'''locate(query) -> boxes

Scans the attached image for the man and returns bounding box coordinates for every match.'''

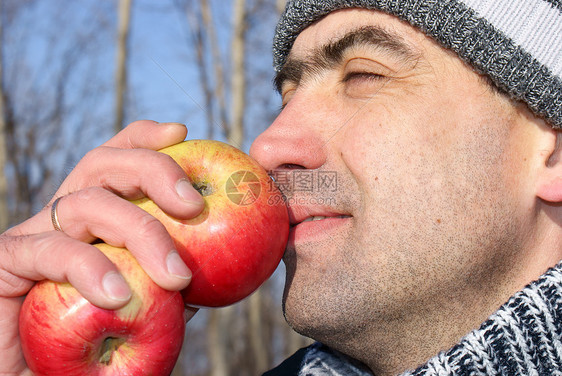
[0,1,560,375]
[258,1,562,374]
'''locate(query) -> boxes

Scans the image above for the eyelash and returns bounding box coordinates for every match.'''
[278,71,387,111]
[343,71,386,83]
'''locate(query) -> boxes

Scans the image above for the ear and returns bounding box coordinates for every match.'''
[536,129,562,203]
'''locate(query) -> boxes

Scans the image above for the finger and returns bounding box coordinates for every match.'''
[103,120,188,150]
[0,296,28,374]
[61,146,204,219]
[0,233,131,309]
[51,189,193,292]
[8,183,199,293]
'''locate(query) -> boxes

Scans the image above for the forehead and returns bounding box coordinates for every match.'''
[290,8,430,59]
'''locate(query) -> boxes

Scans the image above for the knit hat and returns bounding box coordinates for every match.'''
[273,0,562,129]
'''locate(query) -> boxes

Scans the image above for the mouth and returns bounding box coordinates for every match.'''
[287,212,352,247]
[288,203,352,227]
[298,215,351,224]
[289,212,353,232]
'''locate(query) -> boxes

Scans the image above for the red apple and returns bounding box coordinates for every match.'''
[19,243,185,376]
[135,139,289,307]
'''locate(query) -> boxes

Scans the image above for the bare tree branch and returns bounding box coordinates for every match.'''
[0,0,9,232]
[201,0,229,136]
[276,0,286,13]
[228,0,246,148]
[115,0,132,133]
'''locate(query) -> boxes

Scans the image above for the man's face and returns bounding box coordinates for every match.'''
[250,8,540,357]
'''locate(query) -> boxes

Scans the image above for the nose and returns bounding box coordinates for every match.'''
[249,97,328,172]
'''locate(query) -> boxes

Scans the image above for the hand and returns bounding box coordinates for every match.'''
[0,120,204,375]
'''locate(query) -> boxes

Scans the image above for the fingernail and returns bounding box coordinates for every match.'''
[102,272,132,302]
[161,122,185,127]
[176,179,203,205]
[160,122,187,131]
[167,251,192,280]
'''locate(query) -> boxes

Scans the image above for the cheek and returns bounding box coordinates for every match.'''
[341,126,431,202]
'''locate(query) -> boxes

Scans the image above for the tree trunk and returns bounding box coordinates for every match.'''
[248,290,269,373]
[200,0,228,137]
[114,0,131,133]
[0,0,9,232]
[194,19,214,140]
[207,308,232,376]
[276,0,286,13]
[228,0,246,148]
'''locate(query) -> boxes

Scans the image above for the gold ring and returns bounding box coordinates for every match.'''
[51,196,64,232]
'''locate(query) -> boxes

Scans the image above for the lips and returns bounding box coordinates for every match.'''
[300,215,351,223]
[288,204,352,227]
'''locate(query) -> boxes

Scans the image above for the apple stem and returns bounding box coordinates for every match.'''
[99,337,126,365]
[192,181,214,196]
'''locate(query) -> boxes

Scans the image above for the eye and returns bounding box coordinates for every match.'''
[280,87,296,110]
[342,71,390,98]
[343,71,386,83]
[342,58,393,98]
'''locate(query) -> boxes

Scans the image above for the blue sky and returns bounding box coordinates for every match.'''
[126,0,281,147]
[2,0,282,213]
[4,0,280,145]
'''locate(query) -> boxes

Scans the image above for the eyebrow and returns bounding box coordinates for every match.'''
[274,25,419,94]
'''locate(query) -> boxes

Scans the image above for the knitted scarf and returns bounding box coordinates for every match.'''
[276,262,562,375]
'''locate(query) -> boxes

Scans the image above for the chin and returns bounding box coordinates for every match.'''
[282,296,316,339]
[281,239,366,341]
[281,267,315,337]
[281,262,373,351]
[281,278,337,342]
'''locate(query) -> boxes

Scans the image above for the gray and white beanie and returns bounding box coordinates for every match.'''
[273,0,562,129]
